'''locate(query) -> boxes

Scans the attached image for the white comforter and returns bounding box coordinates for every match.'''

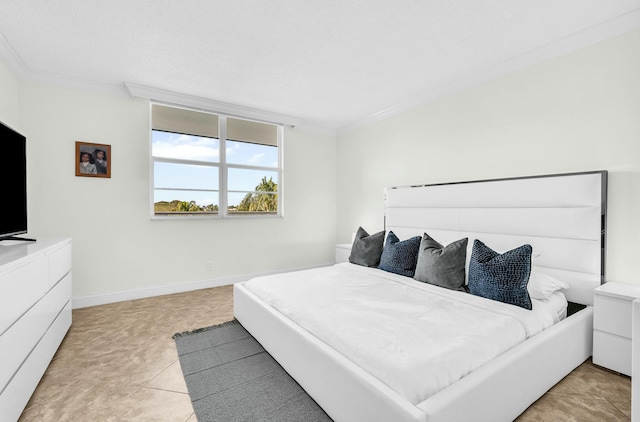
[243,263,567,405]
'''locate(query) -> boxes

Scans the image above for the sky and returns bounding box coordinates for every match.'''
[152,130,278,207]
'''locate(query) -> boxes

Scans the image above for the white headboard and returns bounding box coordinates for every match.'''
[385,171,607,306]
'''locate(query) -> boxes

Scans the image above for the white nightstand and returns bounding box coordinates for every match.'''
[335,244,351,263]
[593,282,640,376]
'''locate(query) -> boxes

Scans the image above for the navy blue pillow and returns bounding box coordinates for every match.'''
[468,240,533,310]
[378,231,421,277]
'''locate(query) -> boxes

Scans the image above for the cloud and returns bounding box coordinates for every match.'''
[226,145,277,167]
[153,133,219,162]
[246,152,265,164]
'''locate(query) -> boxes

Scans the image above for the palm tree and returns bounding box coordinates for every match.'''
[237,177,278,212]
[177,201,201,212]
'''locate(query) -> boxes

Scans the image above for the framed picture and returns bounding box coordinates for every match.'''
[76,141,111,178]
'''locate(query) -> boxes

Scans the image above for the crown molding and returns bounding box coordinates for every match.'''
[338,9,640,135]
[0,32,129,98]
[125,82,302,127]
[0,31,27,76]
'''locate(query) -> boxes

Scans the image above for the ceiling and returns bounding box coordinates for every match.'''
[1,1,639,132]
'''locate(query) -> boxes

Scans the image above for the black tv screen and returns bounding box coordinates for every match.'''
[0,120,27,240]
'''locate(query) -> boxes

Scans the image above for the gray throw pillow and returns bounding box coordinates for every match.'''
[349,227,385,267]
[413,233,468,291]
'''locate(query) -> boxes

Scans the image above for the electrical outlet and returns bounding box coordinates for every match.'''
[206,260,214,271]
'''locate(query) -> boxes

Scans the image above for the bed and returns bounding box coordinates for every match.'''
[234,170,607,422]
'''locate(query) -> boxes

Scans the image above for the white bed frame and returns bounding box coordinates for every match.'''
[234,170,607,422]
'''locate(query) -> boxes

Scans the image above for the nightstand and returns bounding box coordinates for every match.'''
[335,244,351,264]
[593,282,640,376]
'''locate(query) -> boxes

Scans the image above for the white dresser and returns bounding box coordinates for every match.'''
[593,281,640,376]
[0,238,72,422]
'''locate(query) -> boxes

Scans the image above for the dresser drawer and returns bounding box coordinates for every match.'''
[593,330,631,375]
[48,242,72,285]
[0,272,72,392]
[0,257,49,335]
[594,294,632,339]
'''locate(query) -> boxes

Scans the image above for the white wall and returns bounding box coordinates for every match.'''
[336,29,640,286]
[0,65,337,303]
[0,59,20,129]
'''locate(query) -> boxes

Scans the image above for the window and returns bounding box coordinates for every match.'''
[151,104,282,217]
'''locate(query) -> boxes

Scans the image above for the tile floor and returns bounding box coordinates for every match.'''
[17,285,631,421]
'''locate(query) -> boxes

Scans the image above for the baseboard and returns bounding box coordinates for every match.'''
[71,263,333,309]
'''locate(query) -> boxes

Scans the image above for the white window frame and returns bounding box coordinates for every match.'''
[150,102,284,219]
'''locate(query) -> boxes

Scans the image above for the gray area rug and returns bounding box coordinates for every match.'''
[173,319,333,422]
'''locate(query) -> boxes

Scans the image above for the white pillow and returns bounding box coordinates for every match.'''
[528,269,569,300]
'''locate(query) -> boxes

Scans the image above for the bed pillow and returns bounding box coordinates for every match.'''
[348,226,385,267]
[468,239,533,310]
[528,269,569,300]
[413,233,468,291]
[378,231,421,277]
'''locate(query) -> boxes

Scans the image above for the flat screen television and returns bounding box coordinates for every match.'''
[0,120,32,241]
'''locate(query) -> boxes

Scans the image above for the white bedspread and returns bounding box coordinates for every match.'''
[243,263,567,405]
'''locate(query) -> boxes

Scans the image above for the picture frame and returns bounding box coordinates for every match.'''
[76,141,111,178]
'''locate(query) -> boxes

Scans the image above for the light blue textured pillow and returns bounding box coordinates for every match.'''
[378,231,421,277]
[468,239,533,310]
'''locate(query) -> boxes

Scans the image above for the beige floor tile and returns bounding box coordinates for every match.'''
[517,393,629,421]
[110,387,194,422]
[550,360,631,399]
[20,379,139,422]
[144,359,190,394]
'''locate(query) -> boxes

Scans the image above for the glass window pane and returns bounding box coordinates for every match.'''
[152,130,219,163]
[154,162,218,190]
[154,190,219,214]
[228,191,277,214]
[228,168,278,192]
[150,105,283,218]
[226,140,278,167]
